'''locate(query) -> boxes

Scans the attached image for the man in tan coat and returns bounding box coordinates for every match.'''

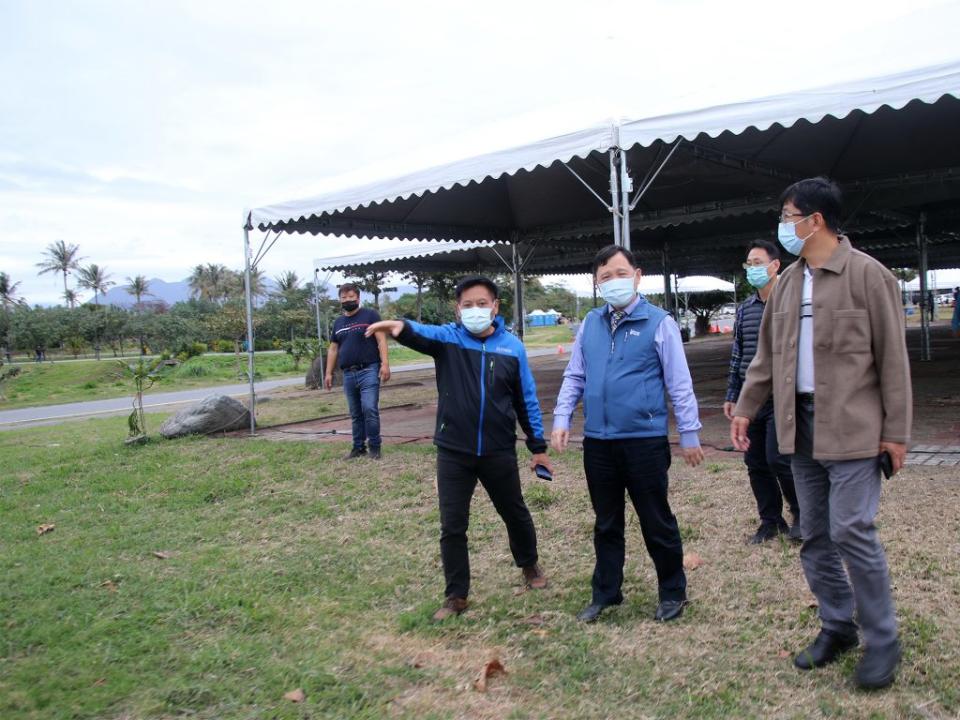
[731,177,911,690]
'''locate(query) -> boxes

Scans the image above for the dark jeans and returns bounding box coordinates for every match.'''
[342,363,381,450]
[582,436,686,605]
[436,447,538,599]
[745,398,800,524]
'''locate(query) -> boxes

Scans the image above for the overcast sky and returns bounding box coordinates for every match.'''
[2,0,959,304]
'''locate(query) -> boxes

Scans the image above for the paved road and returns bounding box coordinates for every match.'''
[0,347,567,428]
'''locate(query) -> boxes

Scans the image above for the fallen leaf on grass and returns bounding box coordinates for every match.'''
[99,580,118,592]
[36,523,56,536]
[512,585,528,596]
[283,688,306,703]
[683,552,704,570]
[777,649,791,659]
[93,678,106,686]
[473,659,506,692]
[151,551,171,559]
[521,613,545,626]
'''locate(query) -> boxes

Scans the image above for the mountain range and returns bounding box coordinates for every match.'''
[98,278,419,308]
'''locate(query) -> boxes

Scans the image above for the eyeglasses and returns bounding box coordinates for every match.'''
[742,260,771,269]
[779,211,807,222]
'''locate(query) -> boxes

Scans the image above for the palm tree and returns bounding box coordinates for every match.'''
[351,270,389,310]
[63,288,80,309]
[77,263,115,306]
[36,240,84,297]
[124,275,151,307]
[273,271,301,299]
[402,271,430,322]
[1,272,25,356]
[0,272,25,310]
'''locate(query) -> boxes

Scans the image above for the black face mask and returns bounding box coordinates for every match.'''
[341,301,359,312]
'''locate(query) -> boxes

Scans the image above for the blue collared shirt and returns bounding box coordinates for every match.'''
[552,295,702,448]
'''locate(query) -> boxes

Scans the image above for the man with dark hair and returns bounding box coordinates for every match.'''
[725,239,801,544]
[365,276,552,621]
[731,176,912,689]
[324,283,391,459]
[552,245,704,624]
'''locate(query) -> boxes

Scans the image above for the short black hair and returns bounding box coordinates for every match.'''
[779,177,843,232]
[338,282,360,297]
[747,239,781,262]
[592,245,637,277]
[455,275,498,301]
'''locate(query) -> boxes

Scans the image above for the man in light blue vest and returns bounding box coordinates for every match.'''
[552,245,704,623]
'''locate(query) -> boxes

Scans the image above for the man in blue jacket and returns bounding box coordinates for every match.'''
[552,245,704,623]
[366,276,553,621]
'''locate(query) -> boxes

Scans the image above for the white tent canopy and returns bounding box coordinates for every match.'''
[904,268,960,291]
[239,60,960,432]
[638,274,734,294]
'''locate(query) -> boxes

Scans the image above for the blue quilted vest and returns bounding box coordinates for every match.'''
[581,297,670,439]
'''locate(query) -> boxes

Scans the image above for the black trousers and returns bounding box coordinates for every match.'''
[436,447,538,599]
[582,436,686,605]
[744,399,800,524]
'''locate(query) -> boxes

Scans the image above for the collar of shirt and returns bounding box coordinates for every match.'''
[605,293,642,317]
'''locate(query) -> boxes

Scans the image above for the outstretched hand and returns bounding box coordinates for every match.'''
[365,320,404,338]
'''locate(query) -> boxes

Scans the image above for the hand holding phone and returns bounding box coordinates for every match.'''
[879,451,893,480]
[534,464,553,482]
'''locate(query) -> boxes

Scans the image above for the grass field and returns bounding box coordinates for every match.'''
[0,346,428,410]
[2,409,957,719]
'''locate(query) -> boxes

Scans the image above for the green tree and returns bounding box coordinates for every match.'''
[124,275,151,307]
[686,290,731,336]
[350,270,389,310]
[401,271,430,322]
[36,240,84,299]
[0,272,26,354]
[76,263,115,306]
[62,288,81,308]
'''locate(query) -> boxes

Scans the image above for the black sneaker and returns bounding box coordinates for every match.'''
[794,629,859,670]
[855,639,901,689]
[368,447,382,460]
[345,447,366,460]
[788,518,803,542]
[749,521,789,545]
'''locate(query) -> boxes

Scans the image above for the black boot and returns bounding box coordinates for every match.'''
[793,629,859,670]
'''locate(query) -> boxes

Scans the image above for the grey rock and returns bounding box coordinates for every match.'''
[160,394,252,438]
[305,354,325,390]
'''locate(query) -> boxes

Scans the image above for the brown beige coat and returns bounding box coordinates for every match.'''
[734,237,912,460]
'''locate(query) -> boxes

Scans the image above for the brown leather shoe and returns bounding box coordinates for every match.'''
[522,563,548,590]
[432,596,468,621]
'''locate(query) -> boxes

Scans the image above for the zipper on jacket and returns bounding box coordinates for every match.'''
[476,341,487,456]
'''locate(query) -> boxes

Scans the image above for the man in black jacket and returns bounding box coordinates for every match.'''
[366,276,553,620]
[724,240,800,544]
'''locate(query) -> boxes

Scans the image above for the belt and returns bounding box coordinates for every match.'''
[796,392,815,406]
[342,362,374,371]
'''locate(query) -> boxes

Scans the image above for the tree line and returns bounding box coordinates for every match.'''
[1,241,585,362]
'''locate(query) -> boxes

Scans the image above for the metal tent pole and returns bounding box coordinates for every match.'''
[619,150,631,251]
[242,220,257,434]
[662,242,674,316]
[917,212,931,361]
[608,149,621,247]
[313,267,325,382]
[512,239,525,340]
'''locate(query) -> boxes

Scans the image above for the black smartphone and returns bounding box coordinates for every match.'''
[534,464,553,482]
[879,451,893,480]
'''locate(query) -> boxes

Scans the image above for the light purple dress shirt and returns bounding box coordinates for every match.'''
[552,295,702,448]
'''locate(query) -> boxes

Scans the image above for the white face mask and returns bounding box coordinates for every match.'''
[598,276,637,308]
[777,215,816,256]
[460,306,493,335]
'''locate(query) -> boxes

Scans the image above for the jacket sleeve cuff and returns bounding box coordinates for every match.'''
[552,414,571,431]
[526,436,548,454]
[679,431,700,449]
[733,397,760,420]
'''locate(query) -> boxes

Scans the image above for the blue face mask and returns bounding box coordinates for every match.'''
[746,264,772,289]
[598,276,637,308]
[777,216,815,256]
[460,306,493,335]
